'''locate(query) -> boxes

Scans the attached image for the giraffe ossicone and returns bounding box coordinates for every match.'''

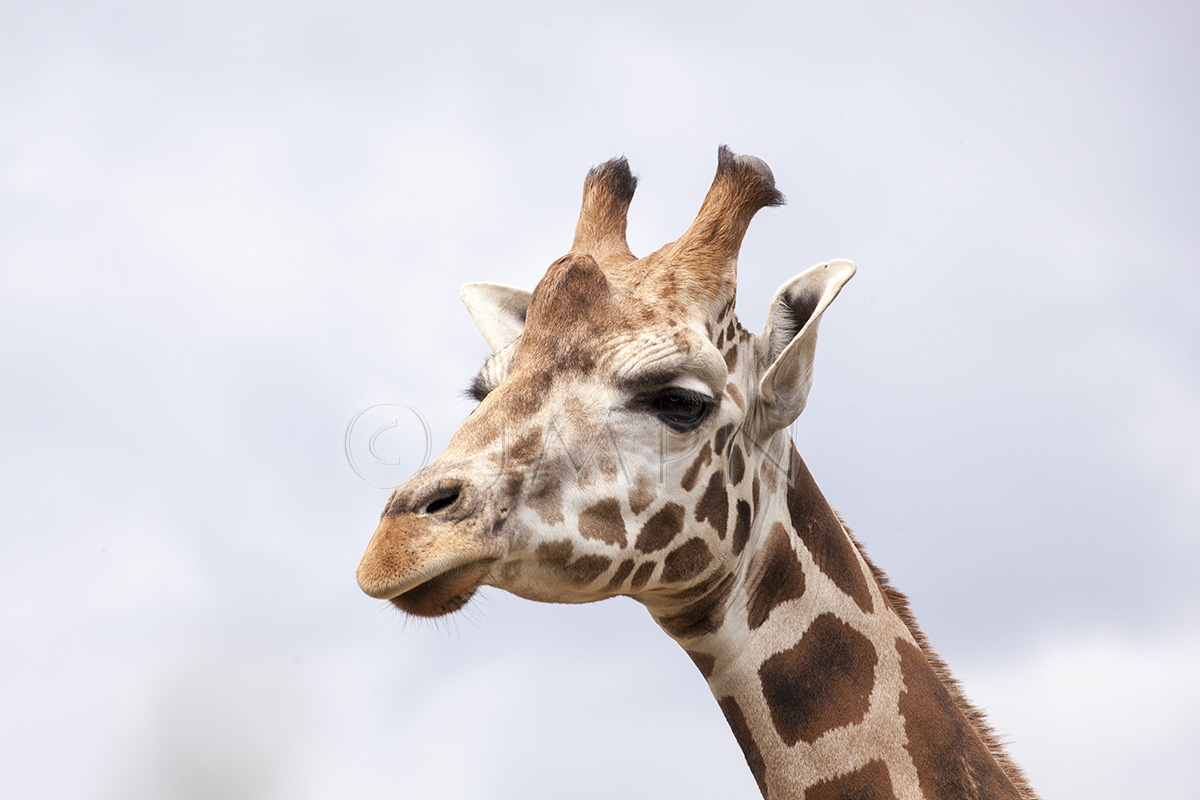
[357,147,1039,799]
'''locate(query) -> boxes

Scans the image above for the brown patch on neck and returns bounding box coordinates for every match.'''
[806,759,897,800]
[785,447,873,613]
[746,522,806,630]
[654,571,734,640]
[758,612,877,746]
[652,566,734,642]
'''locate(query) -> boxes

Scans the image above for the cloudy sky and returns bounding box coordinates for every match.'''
[3,1,1197,797]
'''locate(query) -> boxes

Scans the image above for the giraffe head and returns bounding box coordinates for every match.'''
[356,147,854,627]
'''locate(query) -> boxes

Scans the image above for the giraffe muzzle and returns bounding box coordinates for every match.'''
[356,472,515,616]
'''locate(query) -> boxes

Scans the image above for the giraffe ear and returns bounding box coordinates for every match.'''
[756,260,856,432]
[460,282,533,352]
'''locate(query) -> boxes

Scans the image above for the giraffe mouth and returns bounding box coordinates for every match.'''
[389,559,495,617]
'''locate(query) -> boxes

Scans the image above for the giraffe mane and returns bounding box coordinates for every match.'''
[837,513,1040,799]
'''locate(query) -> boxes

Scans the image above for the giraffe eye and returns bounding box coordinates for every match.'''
[640,388,715,432]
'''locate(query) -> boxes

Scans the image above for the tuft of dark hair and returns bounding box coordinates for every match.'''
[588,156,638,204]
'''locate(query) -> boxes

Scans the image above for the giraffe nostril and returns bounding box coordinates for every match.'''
[419,486,462,516]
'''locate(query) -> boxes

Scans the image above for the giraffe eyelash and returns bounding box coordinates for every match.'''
[634,386,717,432]
[465,371,492,403]
[466,343,519,403]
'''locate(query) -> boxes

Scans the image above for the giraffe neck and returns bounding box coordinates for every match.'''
[652,441,1032,800]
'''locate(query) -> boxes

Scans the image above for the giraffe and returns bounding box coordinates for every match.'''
[356,147,1039,800]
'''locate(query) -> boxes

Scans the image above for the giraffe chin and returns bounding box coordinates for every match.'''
[388,560,493,617]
